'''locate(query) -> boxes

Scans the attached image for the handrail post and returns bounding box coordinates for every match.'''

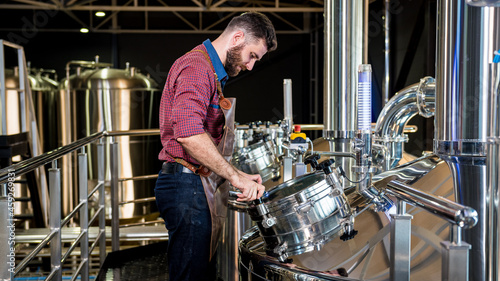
[110,139,120,251]
[78,149,89,280]
[49,161,62,281]
[1,182,14,280]
[441,225,471,281]
[97,139,106,266]
[390,200,412,281]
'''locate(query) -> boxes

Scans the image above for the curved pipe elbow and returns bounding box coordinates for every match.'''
[374,77,436,139]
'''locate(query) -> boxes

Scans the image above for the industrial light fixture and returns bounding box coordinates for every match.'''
[95,11,106,17]
[80,28,89,33]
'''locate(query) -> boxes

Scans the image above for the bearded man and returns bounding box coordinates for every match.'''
[155,12,277,281]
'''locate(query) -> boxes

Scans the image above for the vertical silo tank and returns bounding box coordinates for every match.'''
[1,67,55,227]
[28,67,60,153]
[61,60,161,221]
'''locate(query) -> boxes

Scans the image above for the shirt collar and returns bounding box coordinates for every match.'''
[203,39,228,89]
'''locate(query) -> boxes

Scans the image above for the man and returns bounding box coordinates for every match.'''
[155,12,277,281]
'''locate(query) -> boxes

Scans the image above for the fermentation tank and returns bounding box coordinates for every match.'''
[28,68,60,153]
[1,67,56,227]
[60,61,161,220]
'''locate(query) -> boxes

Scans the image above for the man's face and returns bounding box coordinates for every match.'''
[225,38,268,77]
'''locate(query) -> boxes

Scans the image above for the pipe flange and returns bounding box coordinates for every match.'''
[373,135,409,143]
[487,137,500,144]
[416,76,435,118]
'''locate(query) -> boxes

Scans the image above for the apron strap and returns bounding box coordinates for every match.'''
[190,49,232,110]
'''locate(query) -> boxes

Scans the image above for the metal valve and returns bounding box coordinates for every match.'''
[304,153,321,170]
[317,159,335,174]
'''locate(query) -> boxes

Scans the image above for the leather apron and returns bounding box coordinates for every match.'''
[187,48,236,260]
[200,97,236,260]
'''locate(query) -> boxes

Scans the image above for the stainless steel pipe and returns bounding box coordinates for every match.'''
[382,180,478,229]
[324,0,365,137]
[487,62,500,279]
[323,0,366,188]
[374,77,435,169]
[435,1,500,280]
[283,78,293,136]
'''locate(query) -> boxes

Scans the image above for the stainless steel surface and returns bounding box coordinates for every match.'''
[0,43,6,135]
[49,166,62,281]
[374,77,435,169]
[383,0,391,107]
[0,132,104,183]
[97,141,106,266]
[246,172,355,262]
[111,140,119,252]
[488,63,500,281]
[1,129,164,280]
[441,241,471,281]
[60,61,161,220]
[240,155,455,280]
[390,214,412,281]
[78,151,89,280]
[378,180,477,229]
[434,2,490,150]
[0,42,50,226]
[323,0,364,135]
[232,140,280,183]
[262,263,359,281]
[283,79,293,136]
[29,68,60,153]
[435,2,499,280]
[15,225,168,243]
[217,208,253,281]
[0,183,13,280]
[323,0,365,187]
[466,0,500,6]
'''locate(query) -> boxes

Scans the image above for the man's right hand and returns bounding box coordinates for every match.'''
[230,170,265,202]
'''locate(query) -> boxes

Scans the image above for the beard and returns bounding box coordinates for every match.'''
[225,43,246,77]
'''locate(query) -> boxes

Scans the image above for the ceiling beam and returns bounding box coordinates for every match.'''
[0,4,323,12]
[0,27,311,34]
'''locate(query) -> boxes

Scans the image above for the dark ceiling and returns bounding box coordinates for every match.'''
[0,0,324,34]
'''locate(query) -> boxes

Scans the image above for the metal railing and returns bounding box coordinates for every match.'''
[0,129,160,280]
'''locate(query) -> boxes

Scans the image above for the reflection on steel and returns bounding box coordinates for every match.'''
[488,63,500,281]
[375,180,478,229]
[374,77,435,170]
[323,0,366,188]
[323,0,364,136]
[283,79,293,137]
[0,129,159,279]
[60,59,161,220]
[245,172,355,262]
[383,0,391,107]
[239,157,455,280]
[466,0,500,6]
[0,41,49,227]
[232,141,280,183]
[435,1,499,280]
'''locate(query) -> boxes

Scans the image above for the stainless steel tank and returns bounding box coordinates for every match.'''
[1,67,54,227]
[60,62,161,220]
[239,155,454,280]
[28,68,60,153]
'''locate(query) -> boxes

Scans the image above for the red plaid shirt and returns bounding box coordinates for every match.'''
[158,43,225,164]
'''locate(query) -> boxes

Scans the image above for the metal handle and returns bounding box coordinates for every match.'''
[384,180,478,229]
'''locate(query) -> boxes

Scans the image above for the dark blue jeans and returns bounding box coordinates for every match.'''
[154,167,216,281]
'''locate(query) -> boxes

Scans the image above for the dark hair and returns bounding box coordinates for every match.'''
[225,12,277,52]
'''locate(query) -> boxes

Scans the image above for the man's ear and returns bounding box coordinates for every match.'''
[231,30,245,47]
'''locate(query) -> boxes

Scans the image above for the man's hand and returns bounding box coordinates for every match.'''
[230,171,265,202]
[177,132,265,201]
